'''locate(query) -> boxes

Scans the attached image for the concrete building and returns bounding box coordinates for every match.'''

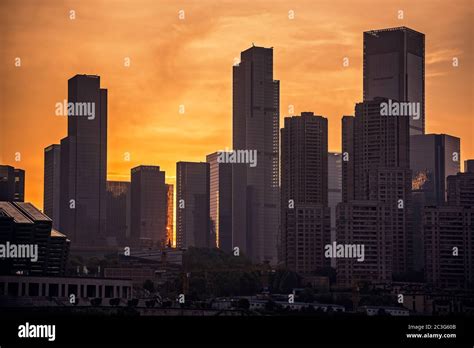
[0,201,69,276]
[281,113,330,274]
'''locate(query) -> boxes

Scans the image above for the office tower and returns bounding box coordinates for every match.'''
[410,134,460,205]
[341,116,354,203]
[281,113,330,274]
[43,144,61,229]
[364,27,425,135]
[0,165,25,202]
[59,74,107,247]
[106,181,130,247]
[337,98,412,285]
[0,202,69,276]
[424,162,474,289]
[166,184,174,247]
[232,45,280,264]
[328,152,342,244]
[207,152,232,252]
[410,134,460,270]
[131,166,167,248]
[176,162,210,249]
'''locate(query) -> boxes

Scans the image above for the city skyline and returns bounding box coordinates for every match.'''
[1,0,473,210]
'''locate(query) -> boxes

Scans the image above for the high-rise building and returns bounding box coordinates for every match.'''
[232,45,280,264]
[43,144,61,230]
[423,206,474,289]
[336,201,392,287]
[59,74,107,247]
[328,152,342,245]
[424,163,474,289]
[341,116,354,203]
[410,134,460,205]
[0,165,25,202]
[106,181,130,247]
[337,97,412,285]
[410,134,460,270]
[207,152,232,252]
[364,27,425,135]
[447,163,474,207]
[281,113,330,274]
[176,162,210,249]
[131,166,167,248]
[166,184,174,247]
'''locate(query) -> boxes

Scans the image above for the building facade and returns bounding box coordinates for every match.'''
[232,45,280,264]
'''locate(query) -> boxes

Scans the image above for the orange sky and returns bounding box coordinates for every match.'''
[0,0,473,210]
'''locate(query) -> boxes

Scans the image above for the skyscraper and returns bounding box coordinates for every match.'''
[281,113,330,274]
[337,97,412,285]
[43,144,61,230]
[424,162,474,289]
[131,166,167,248]
[59,74,107,247]
[106,181,130,247]
[328,152,342,246]
[176,161,210,249]
[166,183,174,247]
[207,152,232,252]
[232,45,280,264]
[341,116,354,203]
[411,134,460,205]
[364,27,425,135]
[410,134,460,270]
[0,165,25,202]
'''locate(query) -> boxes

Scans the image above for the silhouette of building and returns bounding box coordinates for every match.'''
[410,134,460,270]
[166,184,174,247]
[424,162,474,289]
[336,201,392,287]
[106,181,130,247]
[131,166,167,248]
[328,152,342,246]
[341,116,354,203]
[43,144,61,230]
[411,134,460,205]
[0,165,25,202]
[207,152,232,252]
[232,45,280,264]
[364,27,425,135]
[337,98,412,285]
[59,74,107,247]
[281,113,330,274]
[0,201,69,276]
[176,162,210,249]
